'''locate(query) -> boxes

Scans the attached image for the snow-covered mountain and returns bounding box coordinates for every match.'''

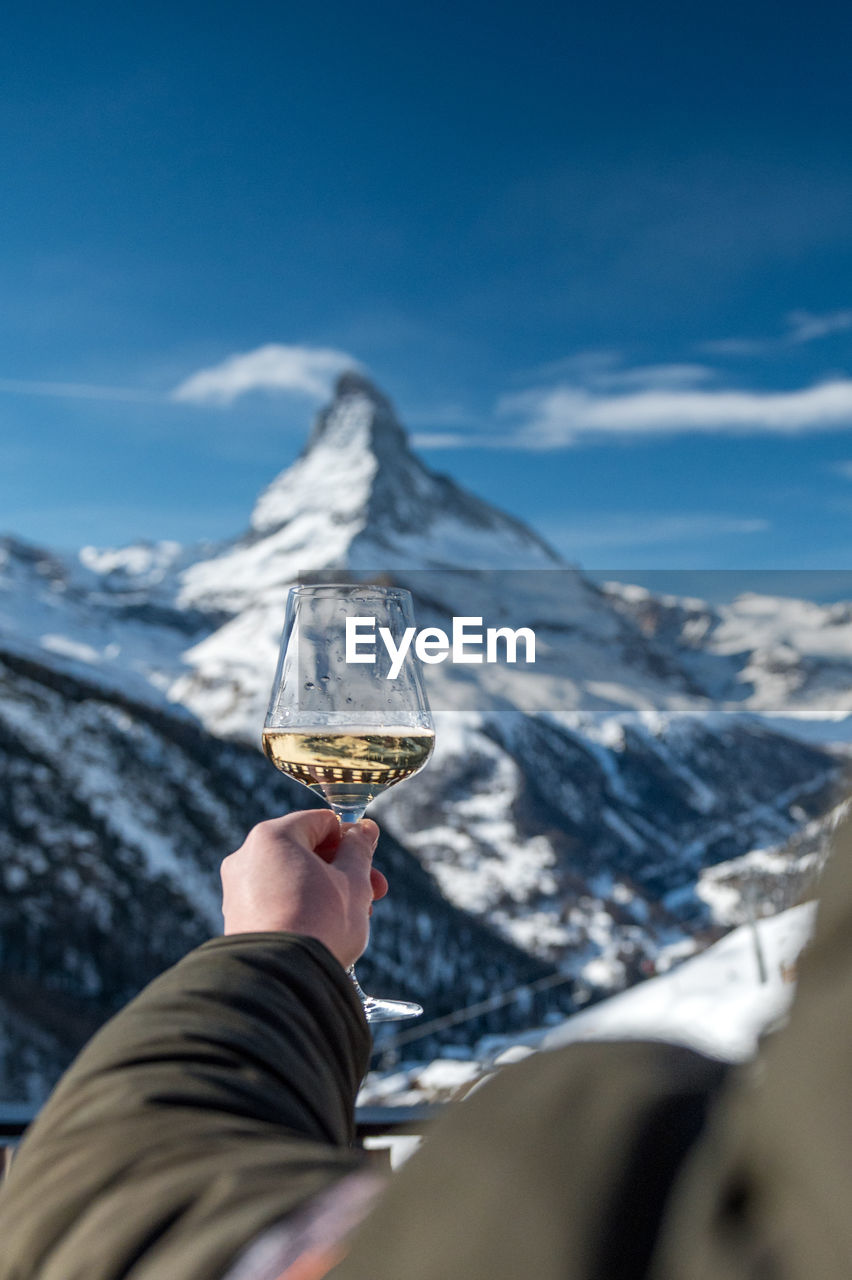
[182,370,562,613]
[605,580,852,729]
[4,372,849,737]
[1,371,850,1099]
[0,646,571,1100]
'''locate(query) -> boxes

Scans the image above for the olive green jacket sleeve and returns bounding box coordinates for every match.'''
[0,933,372,1280]
[331,1033,726,1280]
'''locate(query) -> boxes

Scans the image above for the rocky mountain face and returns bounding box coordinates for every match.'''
[604,580,852,719]
[375,706,840,992]
[0,646,571,1100]
[1,372,849,1099]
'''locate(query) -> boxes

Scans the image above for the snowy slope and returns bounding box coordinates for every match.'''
[0,375,753,739]
[0,535,214,709]
[541,900,815,1061]
[606,581,852,730]
[359,901,816,1109]
[373,706,836,987]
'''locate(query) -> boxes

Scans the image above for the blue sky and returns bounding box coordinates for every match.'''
[3,0,852,577]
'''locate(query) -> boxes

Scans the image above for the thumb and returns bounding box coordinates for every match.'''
[333,819,380,881]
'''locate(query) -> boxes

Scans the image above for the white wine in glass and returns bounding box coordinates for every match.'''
[263,584,435,1022]
[261,727,435,822]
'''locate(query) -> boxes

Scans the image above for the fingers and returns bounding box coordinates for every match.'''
[332,819,380,884]
[354,821,387,897]
[263,809,342,855]
[357,818,380,849]
[231,811,384,903]
[370,866,389,901]
[338,819,380,857]
[314,820,345,862]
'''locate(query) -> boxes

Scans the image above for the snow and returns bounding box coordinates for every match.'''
[251,424,376,536]
[11,400,851,748]
[360,901,817,1109]
[716,593,852,662]
[357,516,557,571]
[0,536,206,712]
[39,634,102,663]
[410,1058,483,1094]
[358,1056,483,1108]
[79,540,186,587]
[0,676,224,930]
[542,901,816,1061]
[361,1134,422,1169]
[4,373,851,1121]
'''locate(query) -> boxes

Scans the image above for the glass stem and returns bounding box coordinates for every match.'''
[336,808,366,826]
[336,812,371,1014]
[347,966,369,1004]
[334,806,422,1022]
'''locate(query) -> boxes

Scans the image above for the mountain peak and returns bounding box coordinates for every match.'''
[301,369,409,462]
[333,368,389,404]
[245,373,561,567]
[241,371,560,565]
[174,375,562,614]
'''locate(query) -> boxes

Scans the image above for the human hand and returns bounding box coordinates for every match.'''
[220,810,388,970]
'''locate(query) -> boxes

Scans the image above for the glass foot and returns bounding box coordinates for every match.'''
[362,995,424,1023]
[348,966,423,1022]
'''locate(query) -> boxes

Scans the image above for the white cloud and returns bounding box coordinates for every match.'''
[786,309,852,345]
[499,378,852,448]
[410,431,472,449]
[0,378,160,403]
[521,352,713,391]
[699,308,852,357]
[524,349,623,382]
[172,343,359,406]
[696,337,770,357]
[540,513,770,551]
[584,363,714,391]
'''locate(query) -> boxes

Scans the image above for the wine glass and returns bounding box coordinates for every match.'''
[262,583,434,1021]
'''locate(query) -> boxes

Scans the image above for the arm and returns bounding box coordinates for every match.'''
[0,812,383,1280]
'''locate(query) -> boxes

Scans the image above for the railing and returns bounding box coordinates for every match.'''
[1,1105,35,1179]
[370,969,573,1066]
[0,1103,440,1180]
